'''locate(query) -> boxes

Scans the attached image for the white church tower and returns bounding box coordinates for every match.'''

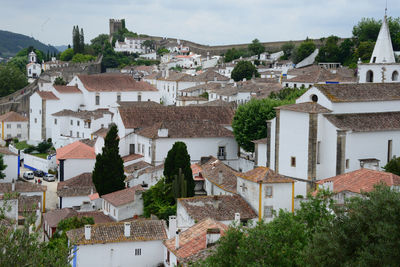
[28,51,37,63]
[358,12,400,83]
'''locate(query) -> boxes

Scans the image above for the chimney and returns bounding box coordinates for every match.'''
[84,225,92,240]
[234,213,240,224]
[218,171,223,185]
[169,216,177,239]
[11,179,15,191]
[206,228,221,247]
[124,222,131,237]
[175,230,181,249]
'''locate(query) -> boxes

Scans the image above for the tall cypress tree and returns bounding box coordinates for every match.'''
[72,26,80,54]
[92,124,125,195]
[164,142,194,198]
[79,28,85,54]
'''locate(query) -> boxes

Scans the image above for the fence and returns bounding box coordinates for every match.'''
[9,144,56,173]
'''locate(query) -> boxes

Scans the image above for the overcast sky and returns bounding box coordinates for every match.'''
[1,0,399,46]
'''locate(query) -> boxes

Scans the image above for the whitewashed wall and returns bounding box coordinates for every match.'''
[62,159,95,181]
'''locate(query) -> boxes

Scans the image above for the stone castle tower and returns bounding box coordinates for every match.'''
[109,19,123,36]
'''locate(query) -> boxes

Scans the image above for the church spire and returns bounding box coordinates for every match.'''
[369,12,395,64]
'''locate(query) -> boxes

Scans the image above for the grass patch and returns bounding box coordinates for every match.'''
[14,141,30,150]
[31,153,48,159]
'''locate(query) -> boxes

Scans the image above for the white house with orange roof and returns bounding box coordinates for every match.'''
[316,168,400,204]
[236,167,295,222]
[163,218,228,267]
[56,140,96,181]
[0,111,28,141]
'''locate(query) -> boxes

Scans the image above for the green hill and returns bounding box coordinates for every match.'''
[0,30,59,58]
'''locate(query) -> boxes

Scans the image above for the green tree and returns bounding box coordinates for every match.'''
[92,124,125,195]
[248,38,265,57]
[142,177,176,220]
[143,40,155,50]
[281,42,295,60]
[231,61,258,82]
[90,34,109,54]
[0,65,28,97]
[316,35,341,63]
[292,40,316,64]
[224,48,249,63]
[355,40,375,62]
[54,77,67,85]
[383,156,400,176]
[163,142,194,198]
[232,98,286,152]
[71,53,95,63]
[305,185,400,266]
[0,154,7,179]
[353,17,381,44]
[79,28,85,54]
[156,47,169,55]
[60,48,74,61]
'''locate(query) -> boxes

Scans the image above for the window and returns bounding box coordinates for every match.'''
[34,118,37,123]
[39,110,41,114]
[6,124,11,129]
[372,57,376,63]
[77,121,80,126]
[82,133,84,138]
[117,93,121,102]
[317,141,321,164]
[294,84,297,88]
[285,83,289,87]
[70,120,73,126]
[138,143,141,153]
[392,71,399,81]
[30,109,32,113]
[311,94,318,103]
[265,186,273,197]
[291,157,296,167]
[70,130,72,136]
[129,144,135,154]
[17,124,21,129]
[77,132,80,138]
[218,146,226,160]
[138,94,142,102]
[17,134,21,138]
[388,140,393,163]
[142,144,145,154]
[54,119,57,125]
[135,248,141,256]
[366,70,373,82]
[95,94,100,105]
[264,206,273,218]
[148,147,151,157]
[346,159,350,169]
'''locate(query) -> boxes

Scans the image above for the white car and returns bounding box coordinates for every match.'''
[43,174,55,182]
[23,171,34,180]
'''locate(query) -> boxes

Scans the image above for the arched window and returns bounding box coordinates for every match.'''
[392,71,399,81]
[366,70,374,83]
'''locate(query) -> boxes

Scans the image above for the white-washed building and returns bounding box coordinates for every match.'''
[0,112,28,141]
[0,147,19,183]
[57,172,96,209]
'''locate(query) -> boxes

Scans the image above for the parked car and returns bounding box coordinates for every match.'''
[43,174,55,182]
[33,170,45,177]
[23,171,34,180]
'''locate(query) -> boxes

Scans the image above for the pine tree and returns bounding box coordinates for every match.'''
[92,124,125,195]
[0,154,7,179]
[79,28,85,54]
[164,142,194,198]
[72,25,81,54]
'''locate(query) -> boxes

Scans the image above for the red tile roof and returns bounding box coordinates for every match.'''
[317,168,400,194]
[77,74,157,92]
[200,156,238,194]
[237,167,294,184]
[0,111,28,122]
[53,85,82,94]
[122,154,143,163]
[164,218,228,259]
[102,185,144,207]
[36,91,59,100]
[57,173,96,197]
[56,141,96,161]
[0,182,46,193]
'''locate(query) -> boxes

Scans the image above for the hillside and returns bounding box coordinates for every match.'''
[0,30,59,58]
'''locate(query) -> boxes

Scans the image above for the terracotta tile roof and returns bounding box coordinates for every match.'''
[122,154,144,163]
[53,85,82,94]
[285,65,357,84]
[180,83,221,93]
[67,219,168,245]
[200,156,238,194]
[0,182,46,193]
[36,91,59,100]
[191,163,202,175]
[89,193,99,200]
[157,72,190,82]
[237,167,294,184]
[79,138,97,148]
[176,96,208,101]
[324,112,400,132]
[0,147,17,156]
[117,101,162,108]
[76,211,114,224]
[276,102,332,114]
[252,138,268,144]
[18,195,41,213]
[316,168,400,194]
[194,70,230,82]
[52,109,112,120]
[0,111,28,122]
[56,141,96,161]
[136,120,234,139]
[124,161,151,173]
[164,218,228,259]
[77,74,157,92]
[91,127,109,138]
[118,106,234,129]
[179,195,257,222]
[194,99,236,107]
[57,173,96,197]
[143,72,162,80]
[102,185,144,207]
[137,163,164,177]
[315,83,400,103]
[43,208,77,228]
